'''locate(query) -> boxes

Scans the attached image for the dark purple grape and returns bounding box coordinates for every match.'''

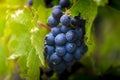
[51,27,61,36]
[66,43,76,53]
[75,28,83,39]
[48,15,59,27]
[60,14,70,26]
[66,30,77,42]
[59,0,70,8]
[61,25,71,33]
[44,45,55,55]
[54,62,66,73]
[71,17,81,26]
[79,18,86,27]
[50,53,61,65]
[63,53,73,62]
[45,33,55,45]
[55,33,66,46]
[52,8,63,20]
[74,47,82,60]
[56,46,66,56]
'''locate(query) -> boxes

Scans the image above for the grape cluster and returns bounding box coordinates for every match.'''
[44,0,88,73]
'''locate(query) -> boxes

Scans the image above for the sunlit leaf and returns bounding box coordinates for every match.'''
[27,48,40,80]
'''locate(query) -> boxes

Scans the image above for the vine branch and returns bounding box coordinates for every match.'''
[37,21,51,30]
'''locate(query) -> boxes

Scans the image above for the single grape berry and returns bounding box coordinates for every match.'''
[48,15,59,27]
[59,0,70,8]
[63,53,73,62]
[51,27,61,36]
[45,33,55,45]
[71,17,81,26]
[60,14,70,26]
[74,47,82,60]
[52,8,63,20]
[55,33,66,46]
[56,46,66,56]
[50,53,61,65]
[66,30,77,42]
[61,25,71,33]
[75,28,83,39]
[44,45,55,55]
[27,0,33,6]
[66,43,76,53]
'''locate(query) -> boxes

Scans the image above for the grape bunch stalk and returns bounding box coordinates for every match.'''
[44,0,88,74]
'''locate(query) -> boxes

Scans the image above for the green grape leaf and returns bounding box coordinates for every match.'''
[18,55,28,78]
[30,26,49,66]
[37,5,51,23]
[27,48,40,80]
[28,1,51,66]
[93,7,120,73]
[70,0,98,44]
[0,46,7,76]
[5,8,33,55]
[7,33,32,55]
[6,0,26,7]
[0,7,6,37]
[33,0,45,8]
[6,8,33,32]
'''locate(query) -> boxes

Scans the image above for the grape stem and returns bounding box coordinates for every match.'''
[37,21,51,30]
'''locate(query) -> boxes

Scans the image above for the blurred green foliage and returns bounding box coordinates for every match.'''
[0,0,120,80]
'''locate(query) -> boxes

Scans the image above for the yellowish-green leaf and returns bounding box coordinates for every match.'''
[30,26,49,66]
[27,48,40,80]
